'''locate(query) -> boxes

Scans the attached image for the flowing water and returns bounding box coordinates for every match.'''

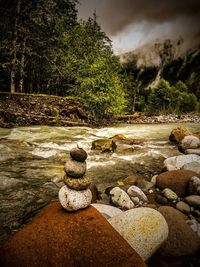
[0,123,199,244]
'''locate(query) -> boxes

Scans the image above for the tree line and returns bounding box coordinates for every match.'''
[0,0,199,120]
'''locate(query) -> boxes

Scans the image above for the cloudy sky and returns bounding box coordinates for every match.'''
[78,0,200,54]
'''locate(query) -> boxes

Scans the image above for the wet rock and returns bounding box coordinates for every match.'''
[169,127,192,143]
[127,185,148,204]
[58,185,92,211]
[63,175,92,190]
[91,139,117,153]
[182,161,200,174]
[156,170,198,197]
[189,176,200,195]
[109,207,169,261]
[116,146,135,154]
[122,175,139,185]
[70,147,87,162]
[111,134,143,145]
[180,135,200,149]
[184,148,200,155]
[151,175,157,185]
[158,206,200,256]
[91,203,122,219]
[110,187,134,209]
[0,202,147,267]
[64,159,86,178]
[162,188,178,200]
[184,195,200,208]
[164,154,200,171]
[89,183,99,203]
[136,179,154,192]
[155,195,168,205]
[176,201,190,215]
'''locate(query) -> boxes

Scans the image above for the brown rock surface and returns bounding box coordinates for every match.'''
[158,206,200,257]
[156,170,198,197]
[169,127,192,143]
[0,202,146,267]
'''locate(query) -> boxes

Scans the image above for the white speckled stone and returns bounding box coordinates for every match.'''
[162,188,178,200]
[110,187,134,209]
[58,185,92,211]
[127,185,148,203]
[108,207,168,261]
[91,204,122,219]
[164,154,200,171]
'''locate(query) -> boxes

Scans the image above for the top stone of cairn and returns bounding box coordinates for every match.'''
[70,146,87,162]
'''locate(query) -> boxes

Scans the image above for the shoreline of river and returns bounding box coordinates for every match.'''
[0,92,200,128]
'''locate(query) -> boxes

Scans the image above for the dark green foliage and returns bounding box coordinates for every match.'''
[146,79,198,114]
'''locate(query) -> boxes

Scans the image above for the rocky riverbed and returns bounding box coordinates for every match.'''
[0,124,200,266]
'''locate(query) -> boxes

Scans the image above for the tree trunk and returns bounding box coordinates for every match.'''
[19,39,26,93]
[10,0,22,93]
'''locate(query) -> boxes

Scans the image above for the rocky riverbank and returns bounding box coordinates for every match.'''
[0,92,200,128]
[0,92,89,128]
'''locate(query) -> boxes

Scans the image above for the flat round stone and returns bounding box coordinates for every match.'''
[63,175,92,190]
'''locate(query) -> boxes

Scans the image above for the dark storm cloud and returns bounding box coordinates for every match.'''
[79,0,200,35]
[100,0,200,35]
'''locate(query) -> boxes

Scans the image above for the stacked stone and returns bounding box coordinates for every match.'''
[58,147,92,211]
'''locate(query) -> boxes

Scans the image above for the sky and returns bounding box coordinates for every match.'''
[77,0,200,54]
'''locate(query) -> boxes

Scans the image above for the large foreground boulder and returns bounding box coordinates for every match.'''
[109,207,169,261]
[0,202,146,267]
[156,170,198,197]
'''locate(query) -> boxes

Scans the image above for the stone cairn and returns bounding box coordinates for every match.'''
[58,146,92,211]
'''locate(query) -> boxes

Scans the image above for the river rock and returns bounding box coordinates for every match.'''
[151,175,157,185]
[127,185,148,204]
[164,154,200,171]
[58,185,92,211]
[184,148,200,155]
[91,203,122,219]
[187,219,200,237]
[0,202,147,267]
[136,179,154,192]
[122,175,139,185]
[110,187,134,209]
[155,195,168,205]
[162,188,178,200]
[182,161,200,174]
[91,139,117,153]
[110,134,142,145]
[176,201,190,215]
[108,207,169,261]
[180,135,200,149]
[70,147,87,162]
[169,127,192,143]
[64,159,86,178]
[63,175,92,190]
[189,176,200,195]
[158,206,200,256]
[184,195,200,208]
[156,170,198,197]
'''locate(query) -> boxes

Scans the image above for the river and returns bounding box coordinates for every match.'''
[0,123,199,244]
